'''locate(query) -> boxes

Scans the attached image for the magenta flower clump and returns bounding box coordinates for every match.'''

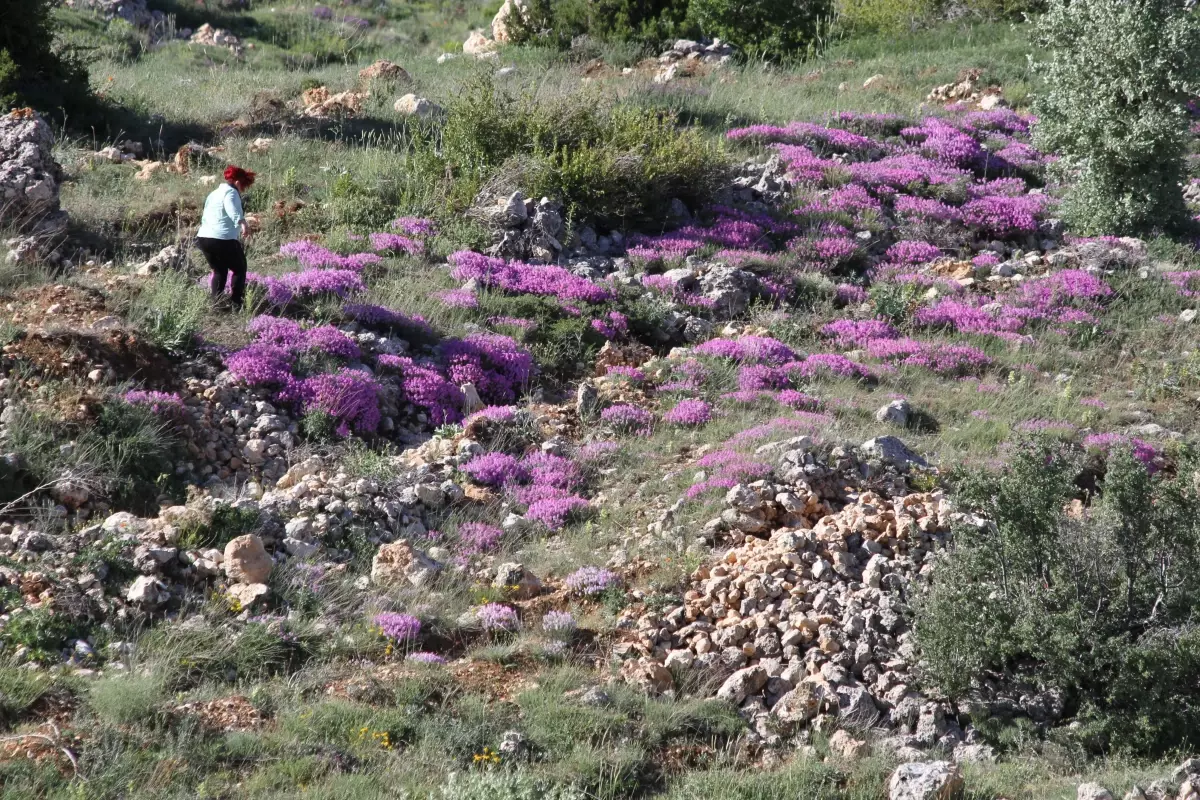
[461,452,527,487]
[564,566,621,596]
[374,612,421,642]
[476,603,520,631]
[662,399,712,427]
[600,404,653,434]
[123,390,185,415]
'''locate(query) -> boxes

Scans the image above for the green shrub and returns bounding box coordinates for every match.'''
[506,0,696,48]
[1032,0,1200,235]
[688,0,832,56]
[440,74,727,228]
[439,770,588,800]
[0,0,90,115]
[835,0,938,33]
[2,398,179,515]
[836,0,1043,31]
[915,439,1200,754]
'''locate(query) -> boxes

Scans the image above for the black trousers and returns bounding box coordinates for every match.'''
[195,237,247,309]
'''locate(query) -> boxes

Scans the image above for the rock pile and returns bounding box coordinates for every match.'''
[358,60,410,83]
[475,190,568,262]
[926,70,1006,110]
[618,435,985,752]
[724,155,791,209]
[660,38,735,66]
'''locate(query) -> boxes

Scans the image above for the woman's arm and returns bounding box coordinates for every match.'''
[223,187,250,239]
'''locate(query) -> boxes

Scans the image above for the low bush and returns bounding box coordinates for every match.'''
[835,0,939,32]
[440,74,727,228]
[177,504,261,550]
[836,0,1045,32]
[123,269,212,354]
[0,606,86,664]
[88,674,167,726]
[506,0,696,49]
[688,0,832,55]
[915,438,1200,754]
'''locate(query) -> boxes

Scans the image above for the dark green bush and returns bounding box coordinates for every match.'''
[0,0,91,114]
[1032,0,1200,235]
[0,606,86,664]
[915,439,1200,754]
[688,0,832,55]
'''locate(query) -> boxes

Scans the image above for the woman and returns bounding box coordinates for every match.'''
[196,165,255,310]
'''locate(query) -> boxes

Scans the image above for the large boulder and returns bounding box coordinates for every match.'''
[223,534,273,584]
[888,762,964,800]
[0,109,67,236]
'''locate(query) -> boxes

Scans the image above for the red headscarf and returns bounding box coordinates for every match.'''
[223,165,256,187]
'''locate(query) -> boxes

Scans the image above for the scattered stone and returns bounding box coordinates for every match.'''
[463,31,499,56]
[394,94,441,119]
[126,575,167,606]
[227,582,270,609]
[861,436,928,470]
[1078,784,1115,800]
[875,399,911,427]
[889,762,964,800]
[371,540,442,586]
[829,729,869,760]
[223,535,272,585]
[359,60,411,83]
[493,562,542,599]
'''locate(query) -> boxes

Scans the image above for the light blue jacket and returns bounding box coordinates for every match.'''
[197,183,245,240]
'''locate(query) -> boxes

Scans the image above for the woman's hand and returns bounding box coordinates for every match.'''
[240,220,251,240]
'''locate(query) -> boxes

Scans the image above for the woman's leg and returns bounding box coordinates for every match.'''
[196,237,229,297]
[229,241,248,310]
